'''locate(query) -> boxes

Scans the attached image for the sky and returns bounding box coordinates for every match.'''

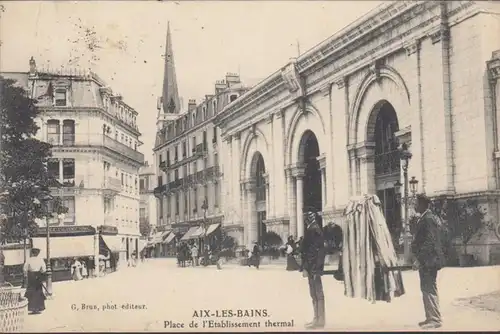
[0,0,383,163]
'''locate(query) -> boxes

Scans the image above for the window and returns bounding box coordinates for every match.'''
[158,175,163,186]
[213,127,217,144]
[230,94,238,103]
[139,208,146,219]
[159,197,163,219]
[192,113,196,126]
[54,89,67,106]
[213,100,217,114]
[192,136,197,151]
[182,141,187,158]
[193,187,198,212]
[47,120,60,145]
[62,120,75,146]
[214,153,219,167]
[140,179,145,191]
[183,165,188,178]
[192,162,197,174]
[62,159,75,186]
[174,169,179,180]
[121,134,124,143]
[175,193,179,215]
[174,146,178,161]
[203,131,207,147]
[166,151,170,166]
[166,172,171,183]
[48,158,59,180]
[184,192,188,214]
[204,184,208,203]
[159,154,163,166]
[202,106,207,120]
[62,197,75,224]
[121,173,124,185]
[214,182,219,207]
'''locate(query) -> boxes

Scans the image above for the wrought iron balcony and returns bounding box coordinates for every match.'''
[153,184,168,197]
[374,150,401,176]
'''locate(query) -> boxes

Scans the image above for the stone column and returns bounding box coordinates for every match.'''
[263,173,270,215]
[286,168,297,238]
[356,143,376,195]
[292,166,305,239]
[245,179,257,246]
[317,155,327,209]
[240,180,248,246]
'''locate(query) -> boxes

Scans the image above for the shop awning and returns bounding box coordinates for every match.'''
[162,232,175,245]
[100,235,126,253]
[32,235,95,259]
[205,223,221,236]
[189,226,205,239]
[150,232,164,244]
[180,226,199,241]
[2,248,28,266]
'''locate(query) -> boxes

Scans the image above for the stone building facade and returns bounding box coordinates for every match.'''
[2,58,145,267]
[215,1,500,254]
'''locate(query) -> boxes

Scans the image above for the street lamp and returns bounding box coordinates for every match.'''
[395,142,419,264]
[35,193,54,297]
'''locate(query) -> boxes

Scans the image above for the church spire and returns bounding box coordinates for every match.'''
[162,22,181,115]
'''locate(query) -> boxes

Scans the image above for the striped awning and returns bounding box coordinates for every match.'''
[205,223,220,236]
[189,226,205,239]
[162,232,176,245]
[180,226,199,241]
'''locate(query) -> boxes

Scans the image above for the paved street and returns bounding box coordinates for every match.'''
[24,259,500,332]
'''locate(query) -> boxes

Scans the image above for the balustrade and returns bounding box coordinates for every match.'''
[374,150,400,175]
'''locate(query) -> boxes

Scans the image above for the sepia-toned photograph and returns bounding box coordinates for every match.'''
[1,0,500,332]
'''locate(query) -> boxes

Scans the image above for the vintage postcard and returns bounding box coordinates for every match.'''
[1,0,500,332]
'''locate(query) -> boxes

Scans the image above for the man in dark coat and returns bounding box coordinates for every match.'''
[411,194,446,329]
[300,211,326,329]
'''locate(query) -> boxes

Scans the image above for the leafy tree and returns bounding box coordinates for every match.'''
[262,231,282,247]
[431,197,486,256]
[0,76,65,282]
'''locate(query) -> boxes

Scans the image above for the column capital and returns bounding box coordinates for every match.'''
[316,154,327,170]
[347,141,375,159]
[291,165,305,178]
[241,178,256,191]
[262,173,270,185]
[488,50,500,82]
[233,132,241,140]
[403,39,421,56]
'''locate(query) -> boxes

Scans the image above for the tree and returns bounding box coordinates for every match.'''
[262,231,282,247]
[431,197,486,258]
[139,218,151,237]
[0,76,64,282]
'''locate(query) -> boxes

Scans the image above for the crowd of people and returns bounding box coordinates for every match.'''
[176,241,222,269]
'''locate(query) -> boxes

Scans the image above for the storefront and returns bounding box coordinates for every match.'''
[150,230,170,257]
[32,225,97,282]
[98,225,126,272]
[161,232,176,256]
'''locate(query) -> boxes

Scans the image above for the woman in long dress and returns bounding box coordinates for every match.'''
[23,248,47,314]
[285,238,300,271]
[71,258,83,281]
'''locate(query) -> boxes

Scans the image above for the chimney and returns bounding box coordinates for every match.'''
[225,73,240,87]
[188,99,197,111]
[29,57,37,76]
[215,79,226,94]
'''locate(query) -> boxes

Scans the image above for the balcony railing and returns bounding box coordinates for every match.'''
[103,177,123,193]
[47,134,76,146]
[374,150,400,176]
[50,134,144,163]
[153,184,169,197]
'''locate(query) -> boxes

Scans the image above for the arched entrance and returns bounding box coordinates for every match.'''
[371,101,402,244]
[251,153,267,246]
[299,131,322,229]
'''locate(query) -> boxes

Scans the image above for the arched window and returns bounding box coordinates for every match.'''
[255,155,266,202]
[230,94,238,103]
[202,106,207,120]
[213,100,217,114]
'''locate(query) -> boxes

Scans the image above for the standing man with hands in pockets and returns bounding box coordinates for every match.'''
[411,193,446,329]
[300,210,326,329]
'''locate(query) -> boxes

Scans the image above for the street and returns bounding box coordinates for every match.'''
[24,259,500,332]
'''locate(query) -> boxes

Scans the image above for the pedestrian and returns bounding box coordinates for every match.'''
[81,261,88,279]
[87,256,95,278]
[411,193,446,329]
[191,244,199,266]
[286,236,300,271]
[71,258,83,281]
[300,211,326,329]
[23,248,47,314]
[248,241,260,269]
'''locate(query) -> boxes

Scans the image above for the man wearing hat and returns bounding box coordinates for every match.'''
[300,210,326,329]
[412,193,446,329]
